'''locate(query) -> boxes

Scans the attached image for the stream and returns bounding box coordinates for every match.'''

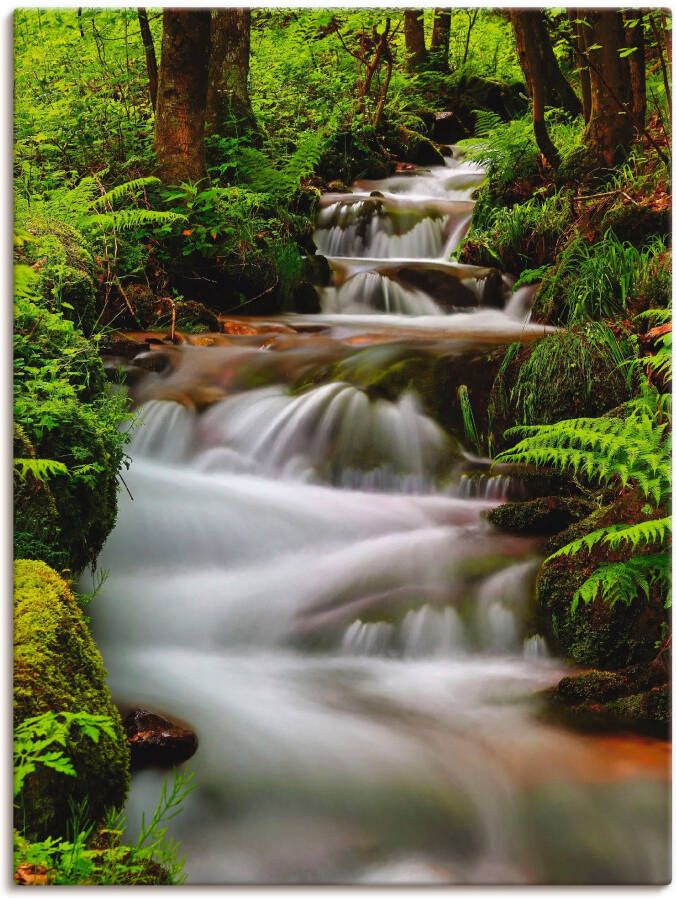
[89,153,670,884]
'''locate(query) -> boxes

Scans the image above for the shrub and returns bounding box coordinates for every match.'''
[14,267,130,572]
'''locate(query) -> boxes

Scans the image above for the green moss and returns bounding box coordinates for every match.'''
[13,560,130,839]
[486,497,595,536]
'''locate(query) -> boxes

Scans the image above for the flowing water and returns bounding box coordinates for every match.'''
[90,153,669,884]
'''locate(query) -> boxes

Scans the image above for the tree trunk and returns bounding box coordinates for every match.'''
[430,9,451,72]
[404,10,427,69]
[568,9,591,122]
[583,11,634,166]
[512,10,581,116]
[625,10,647,131]
[155,10,211,184]
[206,9,258,140]
[138,8,158,110]
[510,11,561,168]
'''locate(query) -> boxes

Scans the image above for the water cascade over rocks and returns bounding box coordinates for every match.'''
[90,154,669,885]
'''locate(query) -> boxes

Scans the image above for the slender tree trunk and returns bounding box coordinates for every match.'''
[510,10,560,168]
[138,8,158,110]
[206,8,258,140]
[649,12,672,123]
[430,9,451,72]
[155,10,211,184]
[583,10,634,166]
[462,10,479,67]
[404,9,427,70]
[625,10,647,131]
[512,10,581,116]
[568,9,591,122]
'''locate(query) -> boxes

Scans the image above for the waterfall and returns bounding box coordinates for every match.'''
[91,158,669,886]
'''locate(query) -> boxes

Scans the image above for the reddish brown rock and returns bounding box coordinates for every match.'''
[123,709,198,770]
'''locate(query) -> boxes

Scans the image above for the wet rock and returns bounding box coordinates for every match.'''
[433,111,470,144]
[535,498,669,670]
[124,709,198,770]
[386,126,446,167]
[487,497,596,536]
[549,653,670,738]
[478,270,505,308]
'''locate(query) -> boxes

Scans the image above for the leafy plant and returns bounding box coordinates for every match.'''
[457,384,481,452]
[14,711,116,799]
[13,457,68,483]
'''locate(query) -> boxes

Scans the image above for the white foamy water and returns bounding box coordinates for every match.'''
[89,157,669,885]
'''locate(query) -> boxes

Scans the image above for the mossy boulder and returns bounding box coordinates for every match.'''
[317,128,393,183]
[486,497,595,536]
[488,326,634,454]
[384,126,446,167]
[535,500,669,670]
[549,650,670,737]
[13,560,130,839]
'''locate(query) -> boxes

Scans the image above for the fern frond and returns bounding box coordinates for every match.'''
[86,209,187,232]
[571,553,671,613]
[89,177,161,210]
[14,457,68,482]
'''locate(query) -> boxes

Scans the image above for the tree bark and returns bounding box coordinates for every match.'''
[567,9,591,122]
[510,10,561,168]
[138,8,158,110]
[155,10,211,184]
[511,10,581,116]
[430,9,451,72]
[206,9,258,140]
[625,10,647,131]
[404,9,427,69]
[583,10,634,166]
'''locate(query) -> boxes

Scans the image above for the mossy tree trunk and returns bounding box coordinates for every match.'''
[404,9,427,70]
[511,10,581,117]
[430,9,451,72]
[510,10,561,169]
[137,8,158,110]
[206,9,258,142]
[582,10,634,167]
[155,10,211,184]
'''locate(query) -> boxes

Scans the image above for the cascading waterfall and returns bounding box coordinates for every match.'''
[90,153,669,885]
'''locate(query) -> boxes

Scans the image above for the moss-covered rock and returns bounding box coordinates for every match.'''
[384,126,446,167]
[488,326,634,453]
[549,653,670,737]
[535,500,669,670]
[13,560,130,839]
[317,128,393,183]
[486,497,595,536]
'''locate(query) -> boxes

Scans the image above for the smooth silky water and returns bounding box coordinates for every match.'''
[89,154,670,885]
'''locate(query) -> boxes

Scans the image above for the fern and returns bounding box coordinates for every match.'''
[571,553,671,614]
[86,209,186,232]
[457,384,481,452]
[495,388,671,613]
[237,132,324,199]
[89,177,161,210]
[14,457,68,482]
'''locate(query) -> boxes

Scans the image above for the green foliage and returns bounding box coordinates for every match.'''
[14,711,116,799]
[14,769,194,885]
[536,230,669,323]
[496,371,671,614]
[13,457,68,483]
[14,272,130,571]
[457,384,481,452]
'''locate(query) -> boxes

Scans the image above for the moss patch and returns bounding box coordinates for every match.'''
[13,560,130,839]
